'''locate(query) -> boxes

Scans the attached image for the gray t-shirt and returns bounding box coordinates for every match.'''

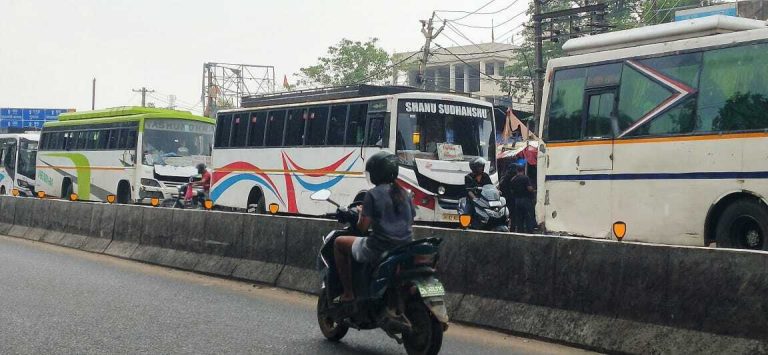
[359,184,416,260]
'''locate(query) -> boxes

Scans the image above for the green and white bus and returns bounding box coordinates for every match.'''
[35,107,215,203]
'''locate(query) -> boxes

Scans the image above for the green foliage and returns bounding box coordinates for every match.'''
[298,38,391,87]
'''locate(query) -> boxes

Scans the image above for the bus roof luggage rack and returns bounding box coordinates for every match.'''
[562,15,767,55]
[240,84,426,108]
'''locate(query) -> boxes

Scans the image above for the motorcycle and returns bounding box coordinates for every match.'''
[457,184,510,232]
[311,189,448,355]
[160,175,205,209]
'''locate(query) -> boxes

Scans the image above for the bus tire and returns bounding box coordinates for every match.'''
[246,188,265,214]
[62,179,73,200]
[0,186,5,195]
[715,199,768,250]
[117,181,131,204]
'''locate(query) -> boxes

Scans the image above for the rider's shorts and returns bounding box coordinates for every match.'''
[351,237,374,264]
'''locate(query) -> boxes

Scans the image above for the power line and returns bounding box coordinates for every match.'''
[444,21,487,53]
[436,0,497,21]
[440,3,525,29]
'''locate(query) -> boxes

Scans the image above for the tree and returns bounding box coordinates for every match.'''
[297,38,391,87]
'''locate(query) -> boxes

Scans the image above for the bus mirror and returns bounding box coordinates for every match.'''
[310,189,331,201]
[613,221,626,241]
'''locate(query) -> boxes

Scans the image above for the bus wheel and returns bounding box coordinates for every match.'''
[0,186,5,195]
[62,180,73,200]
[246,188,265,214]
[715,199,768,250]
[117,182,131,204]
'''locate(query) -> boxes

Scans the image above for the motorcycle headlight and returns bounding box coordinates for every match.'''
[437,186,446,195]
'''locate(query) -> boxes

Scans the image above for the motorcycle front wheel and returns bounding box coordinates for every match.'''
[403,300,443,355]
[317,291,348,342]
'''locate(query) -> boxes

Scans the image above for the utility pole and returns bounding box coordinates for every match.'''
[533,0,544,133]
[419,12,445,89]
[91,78,96,110]
[132,87,155,107]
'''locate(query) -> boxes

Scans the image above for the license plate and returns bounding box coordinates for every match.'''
[442,213,459,222]
[415,280,445,297]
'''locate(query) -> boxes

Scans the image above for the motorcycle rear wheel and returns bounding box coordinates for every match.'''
[403,301,443,355]
[317,291,348,342]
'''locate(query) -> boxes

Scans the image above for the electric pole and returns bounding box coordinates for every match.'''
[419,12,445,89]
[132,87,155,107]
[91,78,96,110]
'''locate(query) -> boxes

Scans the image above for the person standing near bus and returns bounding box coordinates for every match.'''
[509,164,536,233]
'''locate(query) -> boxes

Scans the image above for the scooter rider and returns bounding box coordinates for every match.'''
[465,157,492,200]
[334,151,416,302]
[190,163,211,204]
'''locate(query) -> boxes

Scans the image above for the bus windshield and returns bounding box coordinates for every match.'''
[395,100,494,168]
[142,119,214,167]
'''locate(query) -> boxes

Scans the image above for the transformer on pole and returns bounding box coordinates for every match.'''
[202,62,276,118]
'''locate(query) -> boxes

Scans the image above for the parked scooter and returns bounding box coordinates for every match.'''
[311,189,448,355]
[457,184,510,232]
[160,175,204,209]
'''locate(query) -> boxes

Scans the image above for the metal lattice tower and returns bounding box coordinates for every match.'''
[202,62,276,117]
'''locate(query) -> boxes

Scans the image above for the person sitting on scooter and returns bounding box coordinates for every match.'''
[334,151,415,302]
[190,163,211,204]
[465,157,492,200]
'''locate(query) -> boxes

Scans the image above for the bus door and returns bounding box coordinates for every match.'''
[1,138,17,181]
[578,88,617,171]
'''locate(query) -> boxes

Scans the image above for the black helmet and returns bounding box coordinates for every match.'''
[365,151,399,185]
[469,157,487,173]
[196,163,206,172]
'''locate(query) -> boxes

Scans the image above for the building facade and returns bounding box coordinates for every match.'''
[393,43,533,112]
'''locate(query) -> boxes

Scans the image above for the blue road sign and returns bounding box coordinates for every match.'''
[0,108,73,129]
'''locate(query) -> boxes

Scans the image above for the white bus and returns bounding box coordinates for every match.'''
[211,85,497,223]
[36,107,215,203]
[537,16,768,249]
[0,133,40,197]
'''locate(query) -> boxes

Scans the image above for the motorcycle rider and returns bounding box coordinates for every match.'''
[190,163,212,205]
[334,151,415,302]
[464,157,492,200]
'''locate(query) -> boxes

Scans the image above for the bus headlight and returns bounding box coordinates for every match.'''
[437,186,446,195]
[141,178,161,187]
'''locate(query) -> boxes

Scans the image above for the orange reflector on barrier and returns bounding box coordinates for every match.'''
[106,194,116,204]
[459,214,472,228]
[37,191,46,199]
[268,203,279,214]
[204,199,213,210]
[69,193,78,201]
[151,197,160,207]
[11,188,19,197]
[613,221,627,241]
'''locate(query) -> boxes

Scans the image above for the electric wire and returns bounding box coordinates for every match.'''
[435,0,498,21]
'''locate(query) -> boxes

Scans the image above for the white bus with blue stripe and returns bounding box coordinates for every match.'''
[537,16,768,249]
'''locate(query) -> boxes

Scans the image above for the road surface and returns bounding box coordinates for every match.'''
[0,235,596,354]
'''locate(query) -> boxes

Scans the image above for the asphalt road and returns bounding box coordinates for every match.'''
[0,235,596,355]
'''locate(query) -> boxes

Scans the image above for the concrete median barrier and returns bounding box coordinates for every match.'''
[8,197,34,239]
[231,214,288,285]
[103,204,144,258]
[55,202,93,249]
[276,217,337,294]
[192,211,244,277]
[84,203,116,253]
[130,207,176,266]
[22,198,52,241]
[0,197,16,234]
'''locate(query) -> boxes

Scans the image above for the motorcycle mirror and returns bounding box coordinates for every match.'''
[310,189,332,201]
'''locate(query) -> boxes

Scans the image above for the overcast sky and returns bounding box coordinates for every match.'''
[0,0,528,114]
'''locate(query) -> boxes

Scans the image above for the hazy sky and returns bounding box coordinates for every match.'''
[0,0,528,114]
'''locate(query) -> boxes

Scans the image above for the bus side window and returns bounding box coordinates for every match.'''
[85,131,100,150]
[231,114,248,147]
[346,104,368,146]
[327,105,348,146]
[306,106,330,146]
[123,129,138,149]
[75,131,88,150]
[107,129,120,150]
[39,133,48,151]
[97,129,110,149]
[215,114,233,148]
[265,110,286,147]
[284,108,306,146]
[248,112,267,147]
[365,112,389,147]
